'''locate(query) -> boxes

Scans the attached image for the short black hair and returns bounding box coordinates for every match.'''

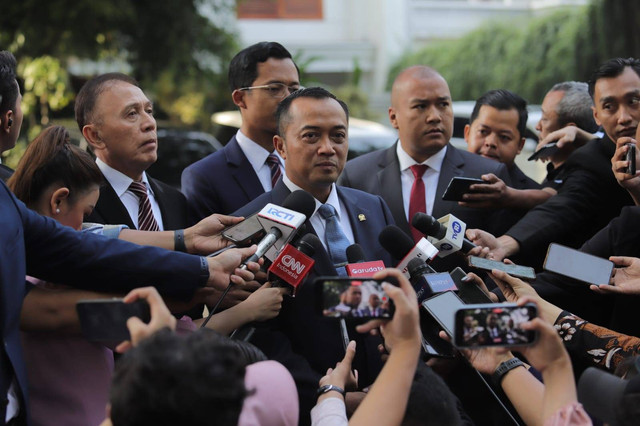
[228,42,298,91]
[0,51,18,116]
[549,81,598,133]
[402,363,461,426]
[109,329,248,426]
[74,72,140,131]
[469,89,528,139]
[588,57,640,98]
[276,86,349,136]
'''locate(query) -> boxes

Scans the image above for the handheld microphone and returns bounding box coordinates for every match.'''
[412,212,476,257]
[407,257,457,303]
[378,225,438,279]
[345,244,385,277]
[269,233,317,296]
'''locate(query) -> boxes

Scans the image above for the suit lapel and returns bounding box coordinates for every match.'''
[432,145,464,219]
[376,143,409,234]
[94,181,136,229]
[225,137,265,201]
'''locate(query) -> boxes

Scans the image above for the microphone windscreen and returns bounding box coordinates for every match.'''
[297,233,319,257]
[346,244,366,264]
[407,257,428,277]
[378,225,415,259]
[282,190,316,220]
[411,213,446,240]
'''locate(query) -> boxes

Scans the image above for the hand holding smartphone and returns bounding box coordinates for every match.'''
[468,256,536,280]
[441,177,484,201]
[76,298,151,343]
[453,303,538,348]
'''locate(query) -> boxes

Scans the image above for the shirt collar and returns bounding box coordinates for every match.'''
[96,158,153,197]
[396,141,447,173]
[236,130,283,171]
[282,175,343,220]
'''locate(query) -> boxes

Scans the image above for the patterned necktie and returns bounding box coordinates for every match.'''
[318,204,350,275]
[408,164,428,243]
[128,181,160,231]
[266,153,282,188]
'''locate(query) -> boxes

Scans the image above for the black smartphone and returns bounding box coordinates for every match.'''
[315,277,396,320]
[543,243,614,286]
[221,213,265,246]
[76,299,151,343]
[468,256,536,280]
[450,267,494,304]
[527,142,559,161]
[453,303,538,348]
[421,290,466,337]
[626,143,636,175]
[441,177,484,201]
[419,308,457,358]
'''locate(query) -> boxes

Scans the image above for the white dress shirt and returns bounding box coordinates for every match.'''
[282,175,355,254]
[236,131,284,192]
[396,142,447,220]
[96,158,164,230]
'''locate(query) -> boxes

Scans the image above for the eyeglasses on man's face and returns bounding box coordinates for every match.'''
[238,82,304,99]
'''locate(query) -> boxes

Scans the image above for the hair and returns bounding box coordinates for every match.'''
[588,57,640,98]
[0,51,18,116]
[548,81,598,133]
[469,89,528,139]
[402,363,461,426]
[7,125,103,208]
[74,72,140,131]
[228,42,298,91]
[109,329,248,426]
[276,86,349,136]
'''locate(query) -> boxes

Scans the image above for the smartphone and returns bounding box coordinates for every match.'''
[421,290,466,337]
[453,303,538,348]
[441,177,484,201]
[221,213,265,246]
[450,267,494,304]
[527,142,559,161]
[419,308,457,358]
[468,256,536,280]
[315,277,396,320]
[543,243,614,286]
[626,143,636,175]
[76,299,151,343]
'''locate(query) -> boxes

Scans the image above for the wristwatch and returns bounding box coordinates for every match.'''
[317,384,346,397]
[492,358,524,386]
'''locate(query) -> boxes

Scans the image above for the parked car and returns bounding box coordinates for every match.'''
[147,128,223,188]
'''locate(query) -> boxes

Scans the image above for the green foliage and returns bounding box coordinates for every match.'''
[389,0,640,103]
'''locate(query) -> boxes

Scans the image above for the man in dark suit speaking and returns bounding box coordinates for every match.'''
[234,87,394,424]
[182,42,299,221]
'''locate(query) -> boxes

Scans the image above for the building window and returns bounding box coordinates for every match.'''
[237,0,323,19]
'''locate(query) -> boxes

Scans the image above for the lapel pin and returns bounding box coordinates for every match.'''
[358,214,366,222]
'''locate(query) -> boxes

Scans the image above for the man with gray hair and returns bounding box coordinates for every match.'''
[535,81,599,188]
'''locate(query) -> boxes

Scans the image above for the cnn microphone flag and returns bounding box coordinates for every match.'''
[268,244,315,294]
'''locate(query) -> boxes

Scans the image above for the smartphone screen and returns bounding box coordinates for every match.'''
[543,243,614,286]
[316,277,395,319]
[421,290,466,337]
[441,177,484,201]
[454,303,537,348]
[221,213,265,245]
[76,299,150,343]
[468,256,536,280]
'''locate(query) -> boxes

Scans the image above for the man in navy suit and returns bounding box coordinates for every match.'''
[234,87,395,425]
[181,42,300,222]
[0,51,21,181]
[76,73,189,231]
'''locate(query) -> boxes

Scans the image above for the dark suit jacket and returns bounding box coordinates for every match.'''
[508,164,540,190]
[0,181,207,425]
[0,164,13,182]
[234,180,395,425]
[181,136,265,222]
[506,136,633,263]
[87,175,188,231]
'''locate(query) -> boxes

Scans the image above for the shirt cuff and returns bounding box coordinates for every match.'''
[310,397,348,426]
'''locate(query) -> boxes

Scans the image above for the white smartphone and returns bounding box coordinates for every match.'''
[543,243,614,286]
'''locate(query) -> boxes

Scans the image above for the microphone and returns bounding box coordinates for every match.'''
[407,257,457,303]
[345,243,385,277]
[412,212,476,257]
[268,233,317,296]
[240,190,316,269]
[378,225,439,279]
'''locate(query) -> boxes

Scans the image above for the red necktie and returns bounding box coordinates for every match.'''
[266,154,282,188]
[129,181,160,231]
[409,164,428,243]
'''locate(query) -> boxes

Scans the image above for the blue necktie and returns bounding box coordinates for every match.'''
[318,204,350,275]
